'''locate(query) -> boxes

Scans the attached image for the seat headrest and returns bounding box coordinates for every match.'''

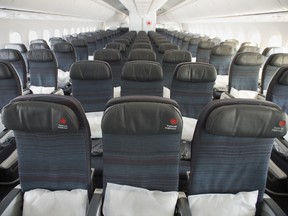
[27,49,55,62]
[4,43,27,53]
[128,49,156,61]
[198,41,215,49]
[174,62,217,82]
[279,68,288,85]
[102,96,182,135]
[53,42,74,53]
[0,49,22,61]
[262,47,286,57]
[205,100,287,138]
[93,49,121,62]
[158,44,179,53]
[29,43,50,50]
[70,60,112,80]
[162,50,192,63]
[122,60,163,81]
[71,39,87,47]
[211,45,235,56]
[2,100,79,133]
[189,38,201,45]
[114,39,129,46]
[237,46,260,53]
[0,61,14,79]
[233,52,264,66]
[269,53,288,67]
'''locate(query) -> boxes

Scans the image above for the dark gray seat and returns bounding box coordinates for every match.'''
[127,48,156,61]
[71,38,88,61]
[121,60,163,97]
[52,42,76,71]
[196,40,215,63]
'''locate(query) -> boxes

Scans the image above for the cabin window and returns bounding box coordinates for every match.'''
[43,30,50,43]
[54,29,61,37]
[63,28,69,36]
[268,35,282,47]
[9,32,22,43]
[76,28,81,34]
[71,28,75,35]
[29,31,38,42]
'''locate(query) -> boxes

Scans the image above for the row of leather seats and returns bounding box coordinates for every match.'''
[0,93,287,215]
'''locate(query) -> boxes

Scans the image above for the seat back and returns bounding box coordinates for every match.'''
[170,62,217,118]
[157,43,179,63]
[127,48,156,61]
[30,39,48,44]
[188,38,201,57]
[27,49,58,88]
[260,53,288,94]
[162,50,192,88]
[0,61,22,110]
[266,67,288,114]
[0,49,28,89]
[196,40,215,63]
[132,43,152,50]
[102,96,183,191]
[1,94,92,194]
[209,44,236,75]
[228,52,264,92]
[29,43,50,50]
[70,60,113,112]
[188,99,287,213]
[121,60,163,97]
[52,42,76,71]
[71,39,88,61]
[93,49,123,87]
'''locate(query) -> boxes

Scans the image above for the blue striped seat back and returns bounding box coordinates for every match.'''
[260,53,288,94]
[128,48,157,61]
[1,94,92,194]
[266,67,288,114]
[93,49,123,87]
[71,39,88,61]
[121,60,163,97]
[70,60,113,112]
[209,44,236,75]
[52,42,76,71]
[0,61,22,110]
[188,38,201,57]
[188,99,287,213]
[196,40,215,63]
[171,62,217,118]
[228,52,264,92]
[102,96,183,191]
[162,50,192,88]
[0,49,27,89]
[27,49,58,88]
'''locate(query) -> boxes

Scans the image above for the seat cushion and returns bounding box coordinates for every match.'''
[188,191,258,216]
[23,189,88,216]
[103,183,178,216]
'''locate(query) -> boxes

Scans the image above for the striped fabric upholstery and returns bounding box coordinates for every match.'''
[261,53,288,93]
[266,67,288,114]
[121,61,163,97]
[0,61,22,110]
[162,50,192,88]
[102,96,183,191]
[170,62,216,118]
[52,42,76,71]
[1,94,92,194]
[0,49,27,89]
[209,44,236,75]
[71,39,88,61]
[196,40,215,63]
[27,49,58,88]
[188,99,287,214]
[228,52,264,92]
[93,49,123,87]
[70,60,113,112]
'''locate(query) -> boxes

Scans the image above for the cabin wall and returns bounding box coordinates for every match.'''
[182,22,288,51]
[0,19,104,48]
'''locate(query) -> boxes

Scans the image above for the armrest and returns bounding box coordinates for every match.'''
[176,192,192,216]
[87,188,103,216]
[0,187,22,216]
[50,88,64,95]
[261,195,286,216]
[268,159,287,180]
[22,88,32,95]
[220,91,235,99]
